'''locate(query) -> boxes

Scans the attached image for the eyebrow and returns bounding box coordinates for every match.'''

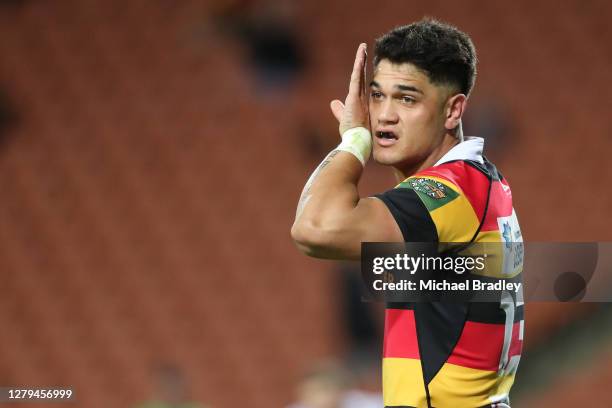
[370,80,423,94]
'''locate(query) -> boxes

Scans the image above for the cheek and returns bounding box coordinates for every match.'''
[399,108,431,133]
[368,101,378,117]
[401,106,443,134]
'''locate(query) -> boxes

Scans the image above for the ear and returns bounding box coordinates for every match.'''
[444,93,467,131]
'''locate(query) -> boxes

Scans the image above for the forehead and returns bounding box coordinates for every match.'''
[371,59,432,89]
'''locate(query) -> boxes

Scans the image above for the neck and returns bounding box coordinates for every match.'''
[393,131,463,182]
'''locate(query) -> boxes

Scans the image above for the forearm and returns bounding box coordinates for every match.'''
[292,43,372,259]
[292,149,364,259]
[295,149,363,227]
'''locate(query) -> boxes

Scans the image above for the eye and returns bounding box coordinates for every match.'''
[370,91,384,100]
[401,95,416,104]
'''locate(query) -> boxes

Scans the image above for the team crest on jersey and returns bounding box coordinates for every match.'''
[410,178,447,199]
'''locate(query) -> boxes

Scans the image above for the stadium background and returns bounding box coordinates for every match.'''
[0,0,611,407]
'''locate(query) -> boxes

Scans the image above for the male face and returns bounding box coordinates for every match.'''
[369,59,455,174]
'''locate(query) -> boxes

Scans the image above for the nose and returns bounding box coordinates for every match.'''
[374,98,399,124]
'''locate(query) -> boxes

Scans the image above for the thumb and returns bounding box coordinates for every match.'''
[330,99,344,122]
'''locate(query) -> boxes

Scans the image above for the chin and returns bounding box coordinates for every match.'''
[373,155,394,167]
[373,149,422,177]
[373,148,405,167]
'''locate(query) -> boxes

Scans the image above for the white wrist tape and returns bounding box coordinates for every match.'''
[337,127,372,166]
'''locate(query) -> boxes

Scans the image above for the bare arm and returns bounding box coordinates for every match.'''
[291,44,402,260]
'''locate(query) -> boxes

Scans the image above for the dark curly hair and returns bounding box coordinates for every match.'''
[373,18,477,96]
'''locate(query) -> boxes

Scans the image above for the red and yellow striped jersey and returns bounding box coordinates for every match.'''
[375,138,524,408]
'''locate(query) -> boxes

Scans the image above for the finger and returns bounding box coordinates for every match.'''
[361,45,368,98]
[348,43,366,96]
[348,43,365,94]
[330,99,344,122]
[362,46,370,126]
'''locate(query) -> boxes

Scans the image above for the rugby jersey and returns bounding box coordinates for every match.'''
[375,137,524,408]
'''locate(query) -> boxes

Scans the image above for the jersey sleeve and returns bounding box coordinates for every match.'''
[375,175,481,243]
[374,187,438,242]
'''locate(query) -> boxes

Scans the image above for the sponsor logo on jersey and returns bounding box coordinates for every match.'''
[497,210,524,275]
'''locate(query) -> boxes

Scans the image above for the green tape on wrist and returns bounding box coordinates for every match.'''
[337,127,372,166]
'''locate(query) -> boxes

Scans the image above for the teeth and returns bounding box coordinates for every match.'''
[378,131,395,139]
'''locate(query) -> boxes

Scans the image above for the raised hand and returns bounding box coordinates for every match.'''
[330,43,370,135]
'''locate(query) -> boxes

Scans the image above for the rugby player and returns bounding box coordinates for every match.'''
[291,19,523,408]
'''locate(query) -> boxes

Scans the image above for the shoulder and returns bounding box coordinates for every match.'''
[401,160,494,242]
[376,159,513,243]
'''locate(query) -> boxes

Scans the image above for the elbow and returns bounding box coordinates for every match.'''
[291,219,336,258]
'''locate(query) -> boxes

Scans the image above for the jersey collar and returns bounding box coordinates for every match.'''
[434,136,484,166]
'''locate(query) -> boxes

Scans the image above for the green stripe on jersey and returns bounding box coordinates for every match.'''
[398,177,459,212]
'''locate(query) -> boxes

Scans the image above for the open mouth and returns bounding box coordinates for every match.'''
[375,130,398,146]
[376,131,398,140]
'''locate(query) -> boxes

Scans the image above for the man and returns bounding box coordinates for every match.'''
[291,19,523,408]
